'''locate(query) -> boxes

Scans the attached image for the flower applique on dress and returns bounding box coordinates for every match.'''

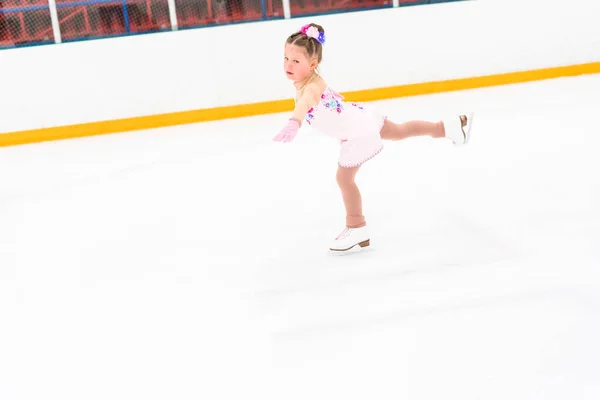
[321,90,344,115]
[305,107,315,125]
[304,88,342,125]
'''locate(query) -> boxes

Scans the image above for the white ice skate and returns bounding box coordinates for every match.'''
[329,225,371,252]
[444,113,474,145]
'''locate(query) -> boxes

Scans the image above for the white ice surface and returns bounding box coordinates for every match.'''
[1,75,600,400]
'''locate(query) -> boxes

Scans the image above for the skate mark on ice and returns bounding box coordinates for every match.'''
[271,287,596,340]
[254,251,522,301]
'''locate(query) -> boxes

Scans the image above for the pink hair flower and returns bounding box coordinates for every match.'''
[306,26,319,39]
[300,24,325,44]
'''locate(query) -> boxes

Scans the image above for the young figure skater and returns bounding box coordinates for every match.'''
[273,23,474,252]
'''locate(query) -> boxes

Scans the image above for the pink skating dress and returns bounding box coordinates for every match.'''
[300,87,387,168]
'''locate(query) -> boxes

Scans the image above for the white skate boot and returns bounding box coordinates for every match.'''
[329,225,371,252]
[444,113,474,145]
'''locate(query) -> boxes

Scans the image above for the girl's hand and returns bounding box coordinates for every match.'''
[273,119,300,143]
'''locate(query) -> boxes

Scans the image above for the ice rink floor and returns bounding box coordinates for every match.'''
[1,74,600,399]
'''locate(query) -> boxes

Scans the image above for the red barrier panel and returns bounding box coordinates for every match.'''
[0,2,55,47]
[290,0,390,16]
[0,0,438,48]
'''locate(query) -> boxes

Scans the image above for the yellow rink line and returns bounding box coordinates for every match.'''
[1,61,599,147]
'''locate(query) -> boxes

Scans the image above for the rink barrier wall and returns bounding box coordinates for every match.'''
[2,0,600,147]
[1,61,600,147]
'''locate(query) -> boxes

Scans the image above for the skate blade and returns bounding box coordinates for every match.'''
[329,239,370,252]
[464,112,475,144]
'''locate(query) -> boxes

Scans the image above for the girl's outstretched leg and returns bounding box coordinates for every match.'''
[380,119,445,140]
[330,165,371,252]
[380,115,472,144]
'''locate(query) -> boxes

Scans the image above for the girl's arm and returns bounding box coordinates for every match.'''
[290,85,320,126]
[273,84,320,143]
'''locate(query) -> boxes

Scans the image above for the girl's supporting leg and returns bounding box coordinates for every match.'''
[336,164,366,228]
[330,164,371,251]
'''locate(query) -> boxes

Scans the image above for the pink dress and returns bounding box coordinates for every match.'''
[300,87,387,168]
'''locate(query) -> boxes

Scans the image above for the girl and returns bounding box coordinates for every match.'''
[273,23,474,252]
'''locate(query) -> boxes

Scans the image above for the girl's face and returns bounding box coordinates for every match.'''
[284,43,317,83]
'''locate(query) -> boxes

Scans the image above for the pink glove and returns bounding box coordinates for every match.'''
[273,119,300,143]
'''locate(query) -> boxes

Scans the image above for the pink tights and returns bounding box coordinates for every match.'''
[338,119,445,228]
